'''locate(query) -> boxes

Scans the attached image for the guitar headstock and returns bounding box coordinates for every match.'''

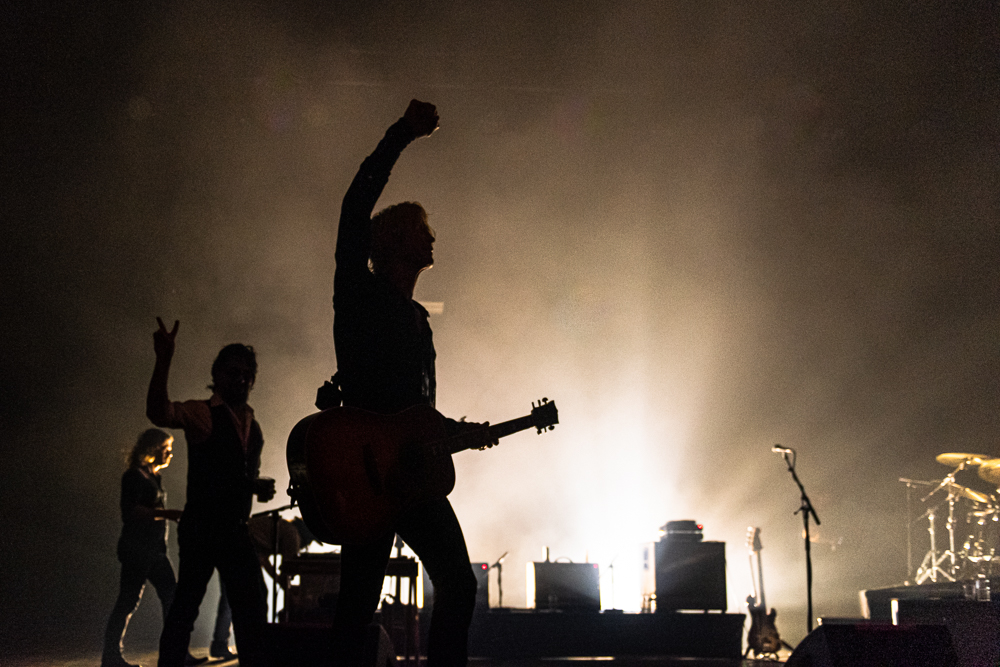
[531,398,558,434]
[747,526,763,553]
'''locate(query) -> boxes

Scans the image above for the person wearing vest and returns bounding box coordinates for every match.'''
[146,318,276,667]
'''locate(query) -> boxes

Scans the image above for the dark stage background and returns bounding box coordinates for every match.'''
[3,0,999,657]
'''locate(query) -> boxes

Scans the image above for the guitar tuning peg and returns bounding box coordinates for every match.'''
[542,397,548,403]
[548,425,555,431]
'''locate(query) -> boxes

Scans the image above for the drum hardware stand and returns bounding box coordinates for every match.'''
[914,506,955,583]
[899,477,937,582]
[915,463,969,583]
[914,452,1000,583]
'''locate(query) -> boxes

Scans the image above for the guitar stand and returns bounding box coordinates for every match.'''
[744,639,795,660]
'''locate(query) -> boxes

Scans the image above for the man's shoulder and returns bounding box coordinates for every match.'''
[154,398,214,439]
[173,398,212,420]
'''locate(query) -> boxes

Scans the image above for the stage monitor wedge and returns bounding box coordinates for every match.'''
[785,623,958,667]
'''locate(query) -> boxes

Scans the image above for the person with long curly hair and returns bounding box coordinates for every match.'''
[100,428,197,667]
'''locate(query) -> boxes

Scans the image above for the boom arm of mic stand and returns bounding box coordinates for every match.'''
[784,454,820,526]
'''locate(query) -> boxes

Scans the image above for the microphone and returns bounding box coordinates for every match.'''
[772,445,793,454]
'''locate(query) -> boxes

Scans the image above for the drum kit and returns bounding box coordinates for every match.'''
[902,453,1000,584]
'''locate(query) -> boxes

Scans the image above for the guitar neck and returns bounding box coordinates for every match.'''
[488,414,537,440]
[756,550,767,610]
[430,414,535,457]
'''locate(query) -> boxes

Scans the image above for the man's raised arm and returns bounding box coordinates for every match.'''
[334,100,439,278]
[146,317,179,427]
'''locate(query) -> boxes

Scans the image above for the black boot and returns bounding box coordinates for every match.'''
[209,642,238,661]
[101,656,141,667]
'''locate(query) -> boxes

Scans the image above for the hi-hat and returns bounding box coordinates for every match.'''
[936,452,990,467]
[979,459,1000,486]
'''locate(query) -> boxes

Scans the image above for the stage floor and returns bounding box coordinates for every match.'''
[4,648,791,667]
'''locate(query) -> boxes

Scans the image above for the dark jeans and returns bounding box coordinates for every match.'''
[212,580,233,651]
[102,552,176,665]
[157,520,267,667]
[332,497,478,667]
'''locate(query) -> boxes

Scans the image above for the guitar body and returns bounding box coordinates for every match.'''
[287,398,558,546]
[287,405,455,545]
[746,599,782,655]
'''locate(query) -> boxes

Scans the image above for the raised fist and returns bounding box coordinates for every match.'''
[403,99,439,137]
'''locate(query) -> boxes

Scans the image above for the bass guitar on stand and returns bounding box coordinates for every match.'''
[745,526,790,658]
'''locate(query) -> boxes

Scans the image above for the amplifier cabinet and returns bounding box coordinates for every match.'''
[654,540,726,611]
[471,562,489,611]
[528,561,601,612]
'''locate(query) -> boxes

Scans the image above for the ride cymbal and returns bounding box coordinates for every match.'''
[979,459,1000,486]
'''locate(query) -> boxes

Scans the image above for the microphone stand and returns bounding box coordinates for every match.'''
[607,554,619,611]
[252,503,295,623]
[489,551,508,608]
[776,447,821,634]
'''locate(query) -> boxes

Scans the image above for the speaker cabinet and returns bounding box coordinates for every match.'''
[423,562,490,612]
[654,540,726,611]
[471,562,489,612]
[785,623,958,667]
[528,561,600,612]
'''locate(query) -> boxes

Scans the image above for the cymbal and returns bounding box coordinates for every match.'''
[956,486,991,504]
[936,452,990,467]
[979,459,1000,486]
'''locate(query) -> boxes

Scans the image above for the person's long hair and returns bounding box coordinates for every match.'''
[127,428,171,469]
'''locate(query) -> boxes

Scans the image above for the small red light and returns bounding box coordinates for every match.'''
[697,524,703,530]
[481,564,488,570]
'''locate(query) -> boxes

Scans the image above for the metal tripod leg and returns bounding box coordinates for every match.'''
[915,509,955,583]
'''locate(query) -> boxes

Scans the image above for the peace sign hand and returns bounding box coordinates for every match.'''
[153,317,179,362]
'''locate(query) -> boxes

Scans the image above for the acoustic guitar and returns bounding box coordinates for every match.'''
[745,526,784,657]
[286,399,558,544]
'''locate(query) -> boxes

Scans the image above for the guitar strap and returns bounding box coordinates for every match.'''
[315,373,344,411]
